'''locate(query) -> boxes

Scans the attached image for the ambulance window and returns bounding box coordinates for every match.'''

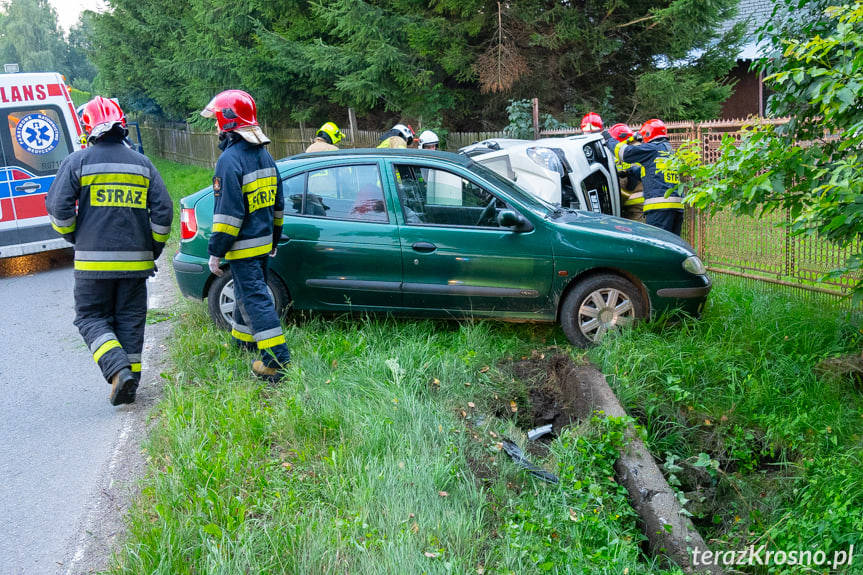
[1,107,74,175]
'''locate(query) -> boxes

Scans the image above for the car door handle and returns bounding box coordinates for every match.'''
[15,182,41,192]
[412,242,436,253]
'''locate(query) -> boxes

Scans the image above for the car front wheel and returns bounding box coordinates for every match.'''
[560,273,646,347]
[206,268,290,330]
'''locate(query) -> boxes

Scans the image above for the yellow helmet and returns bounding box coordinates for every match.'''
[317,122,343,145]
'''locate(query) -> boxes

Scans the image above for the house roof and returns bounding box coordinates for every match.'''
[720,0,781,60]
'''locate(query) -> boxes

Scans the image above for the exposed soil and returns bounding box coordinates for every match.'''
[509,353,595,433]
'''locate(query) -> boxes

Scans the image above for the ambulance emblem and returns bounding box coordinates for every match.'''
[15,113,60,155]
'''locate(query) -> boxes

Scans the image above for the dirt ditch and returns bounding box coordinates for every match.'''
[484,352,723,575]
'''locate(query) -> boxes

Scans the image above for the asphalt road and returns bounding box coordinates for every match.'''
[0,248,174,575]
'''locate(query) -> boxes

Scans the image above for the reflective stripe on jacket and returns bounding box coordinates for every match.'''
[610,137,682,212]
[46,136,173,278]
[208,136,284,261]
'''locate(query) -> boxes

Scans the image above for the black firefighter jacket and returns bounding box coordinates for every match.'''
[207,136,284,261]
[608,137,682,214]
[46,135,173,278]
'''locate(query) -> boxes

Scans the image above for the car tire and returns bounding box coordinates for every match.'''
[206,268,290,331]
[560,273,646,348]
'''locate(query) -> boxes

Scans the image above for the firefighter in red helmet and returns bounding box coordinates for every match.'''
[581,112,604,133]
[605,118,682,235]
[201,89,291,383]
[608,123,644,223]
[46,96,174,405]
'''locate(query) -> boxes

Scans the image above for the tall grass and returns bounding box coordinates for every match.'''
[123,159,862,573]
[592,276,863,560]
[118,307,671,574]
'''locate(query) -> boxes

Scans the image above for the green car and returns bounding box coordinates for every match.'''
[172,148,710,347]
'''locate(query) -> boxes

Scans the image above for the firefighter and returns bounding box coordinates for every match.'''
[418,130,440,150]
[201,89,292,383]
[377,124,414,148]
[306,122,343,152]
[607,123,644,223]
[605,118,682,235]
[46,96,173,406]
[581,112,604,133]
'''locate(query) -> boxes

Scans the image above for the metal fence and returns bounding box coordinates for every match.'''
[139,117,860,300]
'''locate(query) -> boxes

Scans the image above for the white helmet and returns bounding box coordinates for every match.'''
[392,123,414,144]
[418,130,440,149]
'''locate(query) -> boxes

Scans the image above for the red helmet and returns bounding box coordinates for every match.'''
[608,123,635,143]
[581,112,603,133]
[201,89,259,132]
[81,96,126,141]
[639,118,667,143]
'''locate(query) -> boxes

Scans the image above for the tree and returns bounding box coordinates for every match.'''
[65,12,98,92]
[91,0,743,128]
[670,0,863,298]
[0,0,66,73]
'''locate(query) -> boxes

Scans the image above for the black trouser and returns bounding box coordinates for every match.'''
[229,256,291,368]
[73,277,147,383]
[645,209,683,236]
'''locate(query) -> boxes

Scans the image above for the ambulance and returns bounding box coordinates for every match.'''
[0,71,86,258]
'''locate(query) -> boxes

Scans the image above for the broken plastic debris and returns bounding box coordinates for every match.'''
[527,424,553,441]
[501,439,559,484]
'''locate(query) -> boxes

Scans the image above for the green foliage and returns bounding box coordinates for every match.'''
[0,0,96,89]
[592,275,863,557]
[68,87,90,108]
[503,99,571,139]
[0,0,65,72]
[90,0,742,127]
[670,1,863,299]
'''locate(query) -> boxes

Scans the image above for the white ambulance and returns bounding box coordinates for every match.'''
[0,71,86,258]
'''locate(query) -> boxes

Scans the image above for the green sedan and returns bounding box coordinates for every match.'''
[172,148,710,347]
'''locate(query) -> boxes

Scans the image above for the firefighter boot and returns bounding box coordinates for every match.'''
[251,360,287,384]
[109,367,138,406]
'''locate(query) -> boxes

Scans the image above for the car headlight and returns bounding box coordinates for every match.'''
[682,255,706,275]
[527,147,565,177]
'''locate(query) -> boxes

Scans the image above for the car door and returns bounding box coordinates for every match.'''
[0,105,76,250]
[269,161,404,310]
[389,161,555,317]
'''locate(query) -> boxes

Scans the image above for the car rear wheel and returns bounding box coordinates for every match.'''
[560,273,646,347]
[206,268,290,330]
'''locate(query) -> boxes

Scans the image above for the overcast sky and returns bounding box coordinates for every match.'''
[47,0,107,32]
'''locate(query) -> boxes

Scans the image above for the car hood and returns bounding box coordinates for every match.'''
[548,210,696,260]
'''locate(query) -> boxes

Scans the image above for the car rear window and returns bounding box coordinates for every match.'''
[284,164,387,223]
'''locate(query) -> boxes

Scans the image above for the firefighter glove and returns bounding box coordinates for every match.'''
[208,255,224,277]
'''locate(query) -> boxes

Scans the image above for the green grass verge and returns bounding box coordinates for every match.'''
[591,276,863,567]
[119,159,862,574]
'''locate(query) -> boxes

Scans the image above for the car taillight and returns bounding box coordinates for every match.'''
[180,208,198,240]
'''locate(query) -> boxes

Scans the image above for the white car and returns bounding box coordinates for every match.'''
[459,134,621,218]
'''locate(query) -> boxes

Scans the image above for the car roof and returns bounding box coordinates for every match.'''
[279,147,474,167]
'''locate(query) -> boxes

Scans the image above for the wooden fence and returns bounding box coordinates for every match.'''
[138,117,860,301]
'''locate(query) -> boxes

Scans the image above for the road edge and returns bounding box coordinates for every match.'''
[57,254,178,575]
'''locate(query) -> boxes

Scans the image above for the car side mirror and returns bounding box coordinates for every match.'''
[498,210,532,232]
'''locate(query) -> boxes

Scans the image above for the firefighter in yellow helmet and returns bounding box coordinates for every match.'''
[306,122,343,152]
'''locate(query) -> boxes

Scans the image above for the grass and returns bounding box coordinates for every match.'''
[591,277,863,564]
[116,159,863,574]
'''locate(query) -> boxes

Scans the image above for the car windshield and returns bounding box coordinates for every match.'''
[465,160,556,216]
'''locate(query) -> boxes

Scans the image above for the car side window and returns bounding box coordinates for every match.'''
[284,164,387,223]
[394,164,508,228]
